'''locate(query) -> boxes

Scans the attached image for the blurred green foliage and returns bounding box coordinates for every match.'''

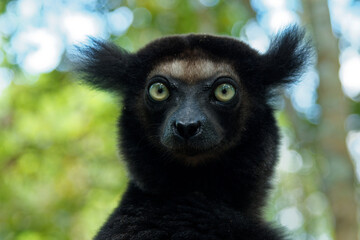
[0,72,128,239]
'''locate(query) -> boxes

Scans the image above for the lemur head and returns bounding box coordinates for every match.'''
[75,26,311,168]
[142,50,247,163]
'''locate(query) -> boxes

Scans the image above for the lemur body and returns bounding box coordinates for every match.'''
[76,27,311,240]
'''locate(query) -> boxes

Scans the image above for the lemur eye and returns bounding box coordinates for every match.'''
[149,82,170,101]
[214,83,236,102]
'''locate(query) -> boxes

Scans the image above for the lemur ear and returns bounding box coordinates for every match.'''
[261,26,313,88]
[73,38,133,93]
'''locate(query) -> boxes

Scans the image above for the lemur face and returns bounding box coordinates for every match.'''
[140,56,250,164]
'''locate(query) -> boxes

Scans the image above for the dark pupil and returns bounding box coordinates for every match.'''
[222,88,227,94]
[157,86,163,94]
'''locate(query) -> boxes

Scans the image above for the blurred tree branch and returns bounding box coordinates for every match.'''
[302,0,358,239]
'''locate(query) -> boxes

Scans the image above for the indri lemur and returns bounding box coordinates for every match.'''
[76,26,311,240]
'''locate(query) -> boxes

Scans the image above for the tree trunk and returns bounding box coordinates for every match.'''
[302,0,358,239]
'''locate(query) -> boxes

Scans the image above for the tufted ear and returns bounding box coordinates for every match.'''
[261,26,313,89]
[73,38,134,93]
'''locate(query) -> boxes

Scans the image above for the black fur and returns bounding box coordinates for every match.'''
[74,26,311,240]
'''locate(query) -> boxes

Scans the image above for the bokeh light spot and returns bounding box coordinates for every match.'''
[278,207,304,230]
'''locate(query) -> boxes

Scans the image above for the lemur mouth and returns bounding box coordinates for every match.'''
[176,146,205,156]
[167,145,204,156]
[173,146,220,166]
[168,140,220,157]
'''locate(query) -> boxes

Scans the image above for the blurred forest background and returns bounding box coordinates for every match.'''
[1,0,360,239]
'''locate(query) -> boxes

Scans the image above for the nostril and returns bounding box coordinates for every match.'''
[174,121,201,139]
[186,122,200,137]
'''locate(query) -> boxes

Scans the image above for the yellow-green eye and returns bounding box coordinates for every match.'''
[149,82,170,101]
[214,83,236,102]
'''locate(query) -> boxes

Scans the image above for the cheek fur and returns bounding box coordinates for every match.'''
[133,92,164,143]
[205,87,251,149]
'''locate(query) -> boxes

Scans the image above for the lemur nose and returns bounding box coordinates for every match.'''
[174,121,201,139]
